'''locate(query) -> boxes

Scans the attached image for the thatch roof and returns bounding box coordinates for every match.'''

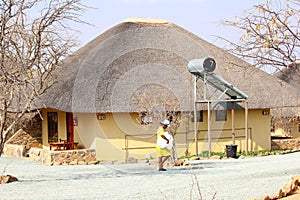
[38,18,300,113]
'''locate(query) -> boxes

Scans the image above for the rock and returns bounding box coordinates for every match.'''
[51,162,62,166]
[210,155,220,160]
[277,189,283,199]
[56,158,66,164]
[85,155,96,163]
[283,183,293,196]
[78,161,86,165]
[60,152,69,159]
[69,160,78,165]
[255,176,300,200]
[292,176,300,185]
[268,194,278,200]
[190,156,200,160]
[0,175,18,184]
[88,161,98,165]
[70,153,79,159]
[292,180,299,191]
[238,155,250,159]
[176,159,185,166]
[166,163,174,168]
[183,161,191,167]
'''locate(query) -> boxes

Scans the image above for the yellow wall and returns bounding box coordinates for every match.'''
[41,108,272,161]
[96,112,157,161]
[174,109,271,156]
[76,109,271,161]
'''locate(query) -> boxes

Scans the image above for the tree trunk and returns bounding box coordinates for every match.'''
[0,141,4,157]
[170,140,178,164]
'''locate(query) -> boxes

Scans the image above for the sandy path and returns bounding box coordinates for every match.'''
[1,152,300,200]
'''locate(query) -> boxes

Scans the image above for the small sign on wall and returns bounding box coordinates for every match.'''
[73,118,78,126]
[262,110,269,115]
[97,113,106,120]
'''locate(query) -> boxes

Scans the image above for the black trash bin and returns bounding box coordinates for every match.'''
[226,144,238,158]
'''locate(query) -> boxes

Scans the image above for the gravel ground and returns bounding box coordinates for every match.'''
[1,152,300,200]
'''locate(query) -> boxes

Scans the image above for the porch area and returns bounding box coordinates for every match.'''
[29,147,97,165]
[3,129,97,165]
[49,140,79,151]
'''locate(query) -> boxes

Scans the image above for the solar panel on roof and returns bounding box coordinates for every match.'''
[188,58,248,100]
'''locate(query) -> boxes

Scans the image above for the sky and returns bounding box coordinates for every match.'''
[74,0,267,49]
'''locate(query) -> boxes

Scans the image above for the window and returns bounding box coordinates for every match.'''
[47,112,58,142]
[140,112,153,125]
[191,110,203,122]
[215,110,227,121]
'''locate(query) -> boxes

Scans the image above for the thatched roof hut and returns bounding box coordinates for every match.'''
[39,18,300,114]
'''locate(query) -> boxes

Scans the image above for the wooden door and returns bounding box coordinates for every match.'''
[66,112,74,149]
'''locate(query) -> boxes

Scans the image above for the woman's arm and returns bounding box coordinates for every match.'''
[161,135,169,144]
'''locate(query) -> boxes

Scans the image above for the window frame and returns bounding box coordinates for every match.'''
[215,110,227,121]
[191,110,203,122]
[47,112,58,142]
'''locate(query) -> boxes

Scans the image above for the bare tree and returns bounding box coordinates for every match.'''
[219,0,300,141]
[0,0,87,156]
[131,84,182,164]
[220,0,300,74]
[271,116,298,137]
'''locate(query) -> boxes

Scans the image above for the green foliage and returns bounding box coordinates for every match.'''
[237,149,293,157]
[179,149,293,160]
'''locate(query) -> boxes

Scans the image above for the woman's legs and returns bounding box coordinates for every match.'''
[158,156,170,170]
[158,156,163,169]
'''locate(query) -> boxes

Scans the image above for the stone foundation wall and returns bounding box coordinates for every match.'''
[28,148,97,165]
[29,147,52,163]
[4,129,42,157]
[5,129,97,166]
[3,144,26,157]
[271,138,300,150]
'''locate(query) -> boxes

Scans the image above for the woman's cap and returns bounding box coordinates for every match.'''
[160,119,170,127]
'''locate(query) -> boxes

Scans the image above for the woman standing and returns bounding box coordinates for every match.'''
[156,119,171,171]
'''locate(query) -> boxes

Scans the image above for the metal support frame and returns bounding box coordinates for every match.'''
[192,73,249,156]
[193,76,198,155]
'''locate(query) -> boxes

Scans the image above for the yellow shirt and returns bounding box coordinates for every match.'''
[157,126,164,137]
[156,126,171,157]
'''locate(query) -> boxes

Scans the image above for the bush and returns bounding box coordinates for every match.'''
[179,149,293,160]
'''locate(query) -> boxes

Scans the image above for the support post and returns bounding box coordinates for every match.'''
[231,103,235,145]
[208,101,211,157]
[125,135,129,163]
[194,102,198,155]
[194,76,198,155]
[245,101,249,155]
[66,112,74,149]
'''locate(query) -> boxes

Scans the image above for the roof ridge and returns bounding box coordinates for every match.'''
[123,18,169,25]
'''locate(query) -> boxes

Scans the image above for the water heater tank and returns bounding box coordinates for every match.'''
[188,57,216,75]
